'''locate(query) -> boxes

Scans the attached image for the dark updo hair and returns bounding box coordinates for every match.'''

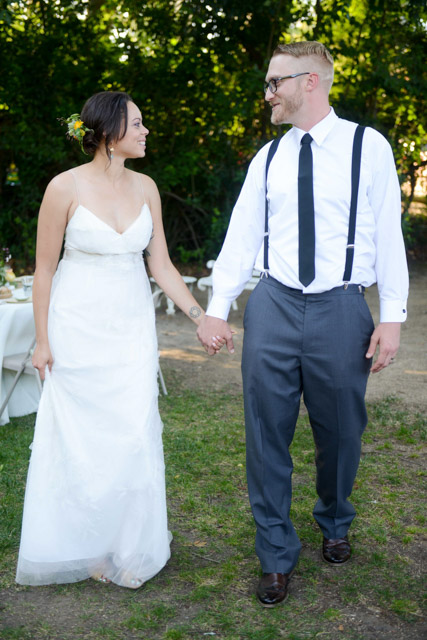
[80,91,133,159]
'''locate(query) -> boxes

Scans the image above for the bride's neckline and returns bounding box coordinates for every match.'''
[70,203,149,236]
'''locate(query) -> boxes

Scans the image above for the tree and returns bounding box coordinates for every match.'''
[0,0,425,269]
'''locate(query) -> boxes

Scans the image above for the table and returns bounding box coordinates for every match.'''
[0,301,40,426]
[150,276,197,315]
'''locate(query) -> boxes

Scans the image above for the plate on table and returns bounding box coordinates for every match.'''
[13,289,31,301]
[6,294,32,304]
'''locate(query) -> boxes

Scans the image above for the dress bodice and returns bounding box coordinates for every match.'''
[64,203,153,255]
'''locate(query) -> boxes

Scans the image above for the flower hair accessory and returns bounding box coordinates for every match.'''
[58,113,93,154]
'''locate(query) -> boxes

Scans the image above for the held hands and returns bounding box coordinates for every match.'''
[197,315,235,356]
[366,322,401,373]
[32,343,53,381]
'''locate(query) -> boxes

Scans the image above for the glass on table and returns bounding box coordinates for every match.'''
[22,275,34,297]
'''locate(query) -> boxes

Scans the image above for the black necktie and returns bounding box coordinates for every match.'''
[298,133,315,286]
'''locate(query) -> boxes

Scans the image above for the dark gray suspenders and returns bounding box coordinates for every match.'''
[343,125,365,284]
[263,124,366,284]
[263,136,282,272]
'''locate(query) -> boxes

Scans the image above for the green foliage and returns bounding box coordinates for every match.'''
[0,0,426,270]
[402,210,427,260]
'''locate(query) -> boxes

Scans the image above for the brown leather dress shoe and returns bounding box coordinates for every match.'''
[322,536,351,565]
[256,572,291,607]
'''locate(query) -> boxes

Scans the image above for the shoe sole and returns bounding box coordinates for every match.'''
[257,590,289,608]
[321,551,351,566]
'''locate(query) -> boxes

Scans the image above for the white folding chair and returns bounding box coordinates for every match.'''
[0,336,43,421]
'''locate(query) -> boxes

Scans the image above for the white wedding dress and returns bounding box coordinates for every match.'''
[16,187,171,587]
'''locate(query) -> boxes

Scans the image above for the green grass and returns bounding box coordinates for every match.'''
[0,392,425,639]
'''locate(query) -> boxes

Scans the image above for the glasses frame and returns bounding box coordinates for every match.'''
[264,72,310,94]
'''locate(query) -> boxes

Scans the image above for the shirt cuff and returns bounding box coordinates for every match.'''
[379,299,408,323]
[206,296,233,321]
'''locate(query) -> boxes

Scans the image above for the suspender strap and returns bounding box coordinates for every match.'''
[263,137,281,272]
[263,126,365,282]
[343,124,365,283]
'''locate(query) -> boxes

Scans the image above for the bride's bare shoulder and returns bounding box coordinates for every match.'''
[43,166,92,217]
[45,169,77,200]
[130,170,159,196]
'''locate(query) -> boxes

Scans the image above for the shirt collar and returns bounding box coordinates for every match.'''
[293,107,338,146]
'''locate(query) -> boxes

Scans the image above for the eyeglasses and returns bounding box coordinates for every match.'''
[264,72,310,94]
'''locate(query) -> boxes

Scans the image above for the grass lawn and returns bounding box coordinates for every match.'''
[0,389,425,639]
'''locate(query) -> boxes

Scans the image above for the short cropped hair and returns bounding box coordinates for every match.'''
[272,41,334,91]
[80,91,133,159]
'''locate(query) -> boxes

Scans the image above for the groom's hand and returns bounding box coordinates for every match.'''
[197,315,235,356]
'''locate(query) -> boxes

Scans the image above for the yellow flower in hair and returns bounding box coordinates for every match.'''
[58,113,93,154]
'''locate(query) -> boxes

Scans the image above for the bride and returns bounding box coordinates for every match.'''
[16,91,221,589]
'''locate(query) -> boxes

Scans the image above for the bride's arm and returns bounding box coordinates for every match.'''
[144,176,205,326]
[32,174,72,379]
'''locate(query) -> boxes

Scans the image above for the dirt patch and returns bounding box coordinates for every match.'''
[157,261,427,411]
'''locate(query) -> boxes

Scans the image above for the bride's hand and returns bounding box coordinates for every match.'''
[32,343,53,381]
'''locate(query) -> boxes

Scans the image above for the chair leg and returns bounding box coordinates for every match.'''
[0,363,27,420]
[35,368,43,394]
[152,288,163,309]
[165,297,176,315]
[0,337,40,422]
[158,364,168,395]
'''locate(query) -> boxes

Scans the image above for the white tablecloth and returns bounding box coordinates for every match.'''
[0,301,40,426]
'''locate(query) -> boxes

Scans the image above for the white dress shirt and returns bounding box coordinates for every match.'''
[207,108,408,323]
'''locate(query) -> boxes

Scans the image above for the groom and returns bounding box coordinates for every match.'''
[197,41,408,607]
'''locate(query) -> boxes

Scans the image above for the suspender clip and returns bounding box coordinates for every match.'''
[343,282,349,290]
[261,270,269,279]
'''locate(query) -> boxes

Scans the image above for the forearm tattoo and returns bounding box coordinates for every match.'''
[189,306,201,319]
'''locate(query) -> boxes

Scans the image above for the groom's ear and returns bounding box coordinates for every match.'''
[305,72,319,92]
